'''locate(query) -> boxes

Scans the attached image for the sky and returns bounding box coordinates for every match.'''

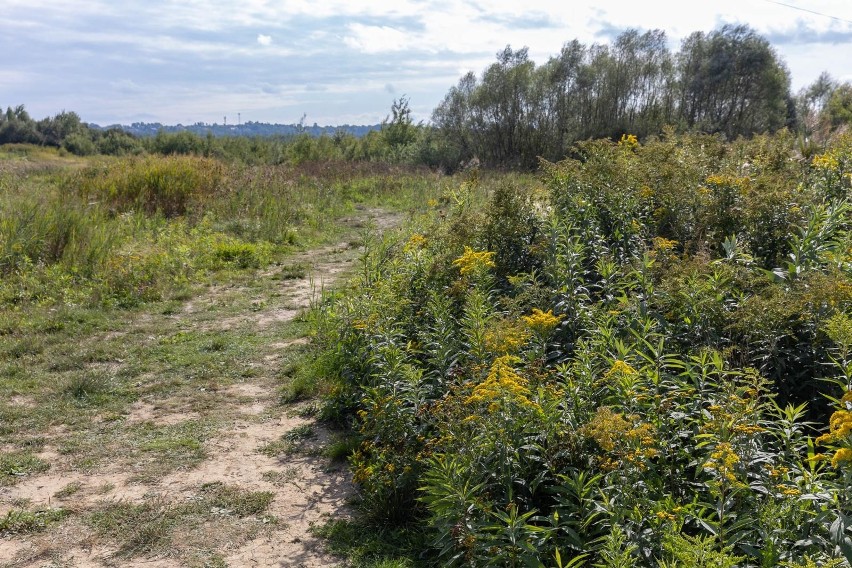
[2,0,852,126]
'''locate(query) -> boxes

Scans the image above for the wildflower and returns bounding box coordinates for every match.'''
[703,442,741,484]
[582,407,657,463]
[604,360,638,381]
[522,308,563,335]
[812,153,839,170]
[639,185,654,199]
[484,321,530,354]
[652,237,678,253]
[465,355,535,411]
[656,511,676,522]
[733,424,766,435]
[619,133,639,148]
[404,234,427,252]
[453,246,495,276]
[816,409,852,444]
[832,447,852,468]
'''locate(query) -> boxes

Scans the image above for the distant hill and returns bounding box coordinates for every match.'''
[88,121,382,138]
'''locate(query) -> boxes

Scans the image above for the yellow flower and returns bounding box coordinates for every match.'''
[816,409,852,445]
[453,246,495,276]
[812,153,839,170]
[619,133,639,148]
[703,442,741,483]
[484,320,530,354]
[604,360,638,381]
[522,308,563,335]
[652,237,678,253]
[465,355,536,411]
[404,234,427,252]
[832,447,852,468]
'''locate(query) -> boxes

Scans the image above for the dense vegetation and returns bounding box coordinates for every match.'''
[316,130,852,566]
[5,19,852,568]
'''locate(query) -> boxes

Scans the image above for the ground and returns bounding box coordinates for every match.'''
[0,207,402,568]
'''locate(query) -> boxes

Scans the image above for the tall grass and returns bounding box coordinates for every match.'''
[0,152,445,310]
[72,155,224,217]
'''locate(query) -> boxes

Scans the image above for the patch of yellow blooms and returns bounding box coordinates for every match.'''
[465,355,535,412]
[812,153,839,170]
[816,390,852,468]
[522,308,563,335]
[453,246,495,276]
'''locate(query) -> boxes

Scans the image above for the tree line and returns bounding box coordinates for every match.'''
[432,24,851,168]
[3,23,852,169]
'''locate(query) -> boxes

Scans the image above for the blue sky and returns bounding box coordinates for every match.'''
[2,0,851,126]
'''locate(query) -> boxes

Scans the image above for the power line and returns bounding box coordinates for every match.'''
[763,0,852,25]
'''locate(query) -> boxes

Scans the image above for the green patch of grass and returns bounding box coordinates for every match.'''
[259,424,315,457]
[88,484,275,559]
[279,262,309,280]
[61,372,110,401]
[0,451,49,485]
[200,482,274,517]
[277,344,323,404]
[285,423,315,441]
[325,435,360,463]
[54,481,83,499]
[129,420,213,481]
[87,500,178,557]
[313,518,429,568]
[4,336,45,359]
[0,507,67,535]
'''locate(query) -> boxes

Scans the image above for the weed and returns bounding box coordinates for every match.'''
[61,372,110,401]
[325,435,360,462]
[199,482,274,517]
[285,423,315,442]
[0,508,67,535]
[54,481,83,499]
[279,262,309,280]
[313,519,427,568]
[87,500,178,557]
[0,451,49,485]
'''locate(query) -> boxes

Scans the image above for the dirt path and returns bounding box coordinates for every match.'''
[0,207,402,568]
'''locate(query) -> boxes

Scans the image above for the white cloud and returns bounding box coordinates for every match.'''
[257,34,272,46]
[344,24,409,53]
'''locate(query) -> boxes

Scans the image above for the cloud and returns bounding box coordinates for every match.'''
[344,23,409,53]
[257,34,272,46]
[475,11,560,30]
[766,20,852,45]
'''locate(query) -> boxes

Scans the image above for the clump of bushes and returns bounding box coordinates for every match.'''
[319,132,852,566]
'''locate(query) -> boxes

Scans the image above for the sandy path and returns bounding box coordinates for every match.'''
[0,207,402,568]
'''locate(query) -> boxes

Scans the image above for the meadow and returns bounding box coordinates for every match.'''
[0,144,441,566]
[1,128,852,567]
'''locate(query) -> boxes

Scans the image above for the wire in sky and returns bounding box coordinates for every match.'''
[763,0,852,25]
